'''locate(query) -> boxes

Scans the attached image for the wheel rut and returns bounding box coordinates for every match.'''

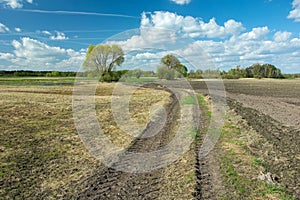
[76,84,181,199]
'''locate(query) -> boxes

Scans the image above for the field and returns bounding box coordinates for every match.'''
[191,79,300,199]
[0,78,299,199]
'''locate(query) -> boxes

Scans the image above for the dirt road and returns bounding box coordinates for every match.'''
[76,83,203,199]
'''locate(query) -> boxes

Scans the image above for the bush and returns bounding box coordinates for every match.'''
[157,65,175,80]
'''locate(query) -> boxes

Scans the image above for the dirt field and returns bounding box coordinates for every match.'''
[0,78,299,199]
[191,79,299,199]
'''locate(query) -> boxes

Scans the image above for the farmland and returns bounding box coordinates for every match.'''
[0,77,299,199]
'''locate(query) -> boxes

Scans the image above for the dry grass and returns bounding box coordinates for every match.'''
[0,81,171,199]
[95,83,171,148]
[219,109,296,200]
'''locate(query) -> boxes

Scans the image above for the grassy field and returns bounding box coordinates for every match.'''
[0,78,170,198]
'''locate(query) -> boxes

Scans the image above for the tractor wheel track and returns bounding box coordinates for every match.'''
[76,85,180,200]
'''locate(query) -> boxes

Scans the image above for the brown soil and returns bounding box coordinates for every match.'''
[2,79,299,199]
[76,83,202,199]
[191,79,300,198]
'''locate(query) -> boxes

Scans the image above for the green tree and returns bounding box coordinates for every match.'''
[161,54,181,69]
[174,64,188,77]
[161,54,188,77]
[83,44,124,75]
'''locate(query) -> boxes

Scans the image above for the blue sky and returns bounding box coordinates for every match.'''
[0,0,300,73]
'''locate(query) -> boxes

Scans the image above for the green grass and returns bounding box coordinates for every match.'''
[121,77,157,83]
[253,158,268,171]
[0,77,75,86]
[196,94,211,117]
[181,95,197,105]
[220,121,297,200]
[189,127,199,140]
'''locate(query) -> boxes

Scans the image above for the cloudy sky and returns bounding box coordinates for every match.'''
[0,0,300,73]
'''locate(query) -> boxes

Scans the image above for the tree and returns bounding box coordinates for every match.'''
[161,54,180,69]
[83,44,124,75]
[174,64,188,77]
[161,54,188,77]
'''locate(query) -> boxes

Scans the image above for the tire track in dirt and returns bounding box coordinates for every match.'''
[76,84,182,199]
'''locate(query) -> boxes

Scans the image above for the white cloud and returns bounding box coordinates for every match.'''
[50,31,69,40]
[141,12,245,39]
[239,26,269,40]
[0,37,85,71]
[170,0,191,5]
[14,27,21,32]
[141,11,245,41]
[105,11,300,73]
[288,0,300,22]
[42,30,51,35]
[0,22,10,33]
[0,0,33,9]
[273,31,292,42]
[0,52,14,60]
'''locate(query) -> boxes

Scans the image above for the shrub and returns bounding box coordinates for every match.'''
[157,65,175,80]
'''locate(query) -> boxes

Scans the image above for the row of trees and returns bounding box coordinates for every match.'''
[222,64,284,79]
[0,70,76,77]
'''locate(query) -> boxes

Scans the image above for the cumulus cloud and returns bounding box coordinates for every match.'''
[0,37,85,71]
[170,0,191,5]
[0,52,14,60]
[141,11,245,39]
[0,0,33,9]
[238,26,269,40]
[0,22,10,33]
[273,31,292,42]
[288,0,300,22]
[112,11,244,51]
[106,11,300,73]
[50,31,69,40]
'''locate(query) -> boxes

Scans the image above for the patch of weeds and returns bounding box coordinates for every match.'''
[181,95,197,105]
[196,94,207,106]
[262,184,296,200]
[189,127,199,140]
[222,152,248,196]
[196,94,211,117]
[185,175,193,183]
[253,158,267,171]
[222,123,241,136]
[220,119,297,199]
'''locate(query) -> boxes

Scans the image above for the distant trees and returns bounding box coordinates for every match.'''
[245,64,283,78]
[221,64,284,79]
[83,44,124,76]
[188,69,221,79]
[157,65,175,80]
[157,54,188,80]
[0,70,76,77]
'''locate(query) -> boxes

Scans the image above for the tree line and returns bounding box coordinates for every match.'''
[0,70,76,77]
